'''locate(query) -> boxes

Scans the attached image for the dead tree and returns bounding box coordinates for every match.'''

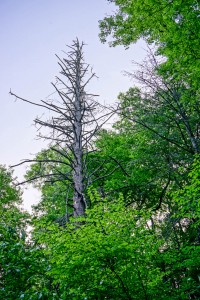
[10,39,113,218]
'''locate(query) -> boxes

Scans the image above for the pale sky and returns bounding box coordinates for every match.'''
[0,0,147,211]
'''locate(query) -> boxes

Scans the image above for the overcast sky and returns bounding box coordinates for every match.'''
[0,0,147,211]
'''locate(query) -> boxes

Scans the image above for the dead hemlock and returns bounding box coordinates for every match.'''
[10,39,115,220]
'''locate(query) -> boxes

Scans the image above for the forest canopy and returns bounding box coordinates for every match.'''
[1,1,200,299]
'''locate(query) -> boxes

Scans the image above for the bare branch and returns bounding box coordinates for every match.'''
[10,39,111,218]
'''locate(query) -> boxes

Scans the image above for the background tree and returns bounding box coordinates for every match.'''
[88,57,200,210]
[0,165,27,299]
[99,0,200,88]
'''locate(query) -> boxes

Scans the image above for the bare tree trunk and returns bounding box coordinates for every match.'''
[10,39,113,219]
[73,53,85,216]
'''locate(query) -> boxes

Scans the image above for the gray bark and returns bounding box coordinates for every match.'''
[10,39,112,218]
[72,50,85,216]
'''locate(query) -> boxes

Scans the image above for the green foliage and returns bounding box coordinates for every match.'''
[93,128,167,208]
[0,166,27,298]
[1,151,199,299]
[0,166,59,300]
[0,165,22,205]
[25,148,72,222]
[91,79,199,209]
[3,2,199,298]
[174,155,200,222]
[35,196,165,299]
[31,179,200,299]
[99,0,200,87]
[157,158,200,299]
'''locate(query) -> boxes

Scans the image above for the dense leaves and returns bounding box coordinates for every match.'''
[2,1,200,297]
[99,0,200,87]
[37,197,163,299]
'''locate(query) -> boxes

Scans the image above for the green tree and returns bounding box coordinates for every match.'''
[99,0,200,87]
[31,182,200,299]
[0,166,59,299]
[25,148,72,224]
[0,165,26,298]
[90,80,199,210]
[156,156,200,299]
[34,195,165,299]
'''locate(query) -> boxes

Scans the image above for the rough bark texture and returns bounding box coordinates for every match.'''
[72,48,85,216]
